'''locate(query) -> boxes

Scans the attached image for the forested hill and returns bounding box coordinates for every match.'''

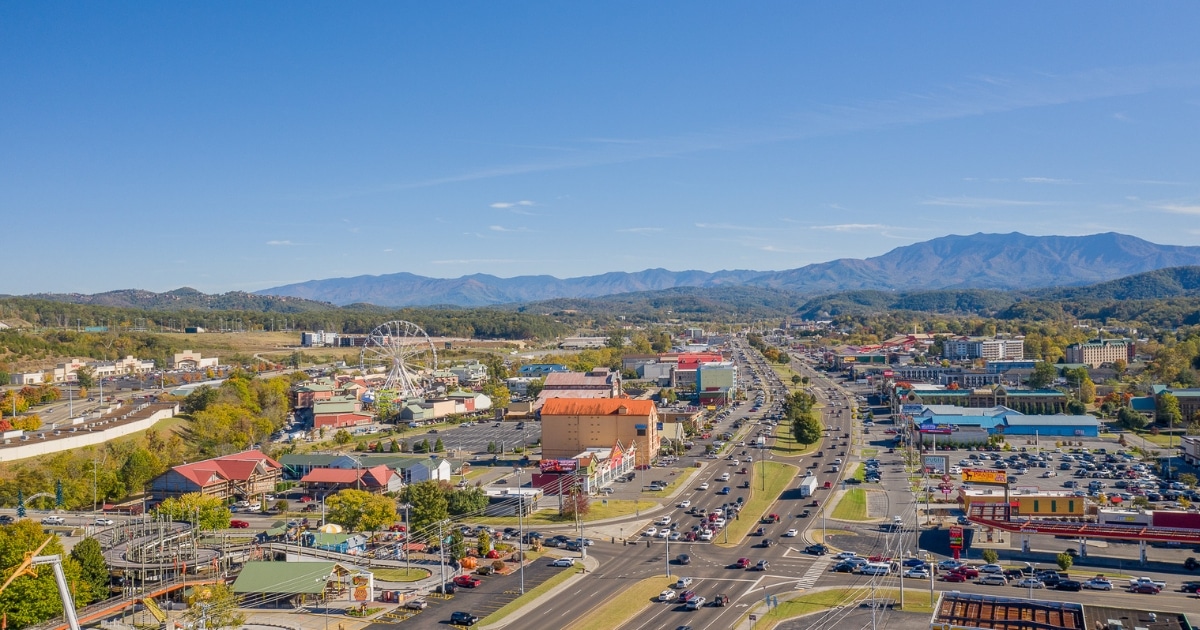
[23,287,340,313]
[1028,266,1200,301]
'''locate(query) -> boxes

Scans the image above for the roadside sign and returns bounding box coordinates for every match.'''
[949,526,964,550]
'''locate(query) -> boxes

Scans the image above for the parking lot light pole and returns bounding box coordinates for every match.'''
[516,468,525,595]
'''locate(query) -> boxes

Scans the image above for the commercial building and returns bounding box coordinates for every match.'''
[535,368,622,408]
[540,398,660,467]
[896,385,1068,415]
[300,330,340,347]
[279,453,452,484]
[518,364,569,377]
[148,450,282,503]
[170,350,219,370]
[958,487,1087,518]
[944,337,1025,361]
[1064,338,1135,368]
[696,361,738,405]
[1000,414,1100,437]
[448,360,488,387]
[1153,386,1200,423]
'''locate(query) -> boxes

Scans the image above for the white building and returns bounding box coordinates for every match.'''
[171,350,219,370]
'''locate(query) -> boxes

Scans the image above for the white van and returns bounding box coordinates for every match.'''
[860,562,892,576]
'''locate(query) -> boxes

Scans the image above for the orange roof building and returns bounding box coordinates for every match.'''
[540,398,660,467]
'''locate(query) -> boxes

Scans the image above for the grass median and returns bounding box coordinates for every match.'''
[831,488,868,521]
[716,461,799,547]
[563,574,668,630]
[479,564,582,627]
[743,586,934,629]
[644,466,699,497]
[371,567,430,582]
[771,421,821,457]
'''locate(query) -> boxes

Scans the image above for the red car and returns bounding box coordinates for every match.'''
[389,524,407,532]
[735,557,751,569]
[941,572,967,583]
[299,495,314,503]
[453,575,482,589]
[952,567,979,578]
[229,520,250,529]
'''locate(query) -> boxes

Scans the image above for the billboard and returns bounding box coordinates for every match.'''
[922,455,948,475]
[539,459,578,474]
[901,404,923,414]
[948,526,964,550]
[962,468,1007,484]
[918,422,953,434]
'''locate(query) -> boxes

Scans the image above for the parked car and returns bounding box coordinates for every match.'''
[552,558,575,567]
[453,575,482,588]
[1055,580,1082,592]
[1015,577,1045,589]
[229,520,250,528]
[449,612,479,626]
[977,574,1008,586]
[405,599,428,610]
[1083,578,1113,591]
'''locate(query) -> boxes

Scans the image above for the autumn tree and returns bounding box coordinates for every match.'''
[184,582,245,630]
[0,521,86,628]
[325,489,397,533]
[154,493,231,530]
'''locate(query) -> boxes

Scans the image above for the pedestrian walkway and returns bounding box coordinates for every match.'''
[793,557,831,590]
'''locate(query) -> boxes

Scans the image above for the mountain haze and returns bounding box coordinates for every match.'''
[250,232,1200,306]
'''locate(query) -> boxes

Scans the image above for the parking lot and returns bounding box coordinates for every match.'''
[424,420,541,457]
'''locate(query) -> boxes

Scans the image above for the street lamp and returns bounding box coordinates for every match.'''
[515,468,525,595]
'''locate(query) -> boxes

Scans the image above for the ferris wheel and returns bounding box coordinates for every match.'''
[360,320,438,398]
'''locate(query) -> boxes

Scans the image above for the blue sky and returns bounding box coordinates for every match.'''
[3,3,1200,295]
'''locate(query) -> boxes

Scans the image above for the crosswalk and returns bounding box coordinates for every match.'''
[794,557,831,590]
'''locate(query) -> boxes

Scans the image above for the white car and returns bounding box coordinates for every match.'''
[94,517,114,526]
[675,577,693,588]
[784,528,798,537]
[699,530,714,541]
[551,557,576,567]
[644,527,658,537]
[678,500,691,509]
[698,483,710,490]
[659,589,677,602]
[833,551,858,560]
[686,596,706,610]
[656,529,670,538]
[904,567,930,579]
[669,531,682,541]
[719,473,731,481]
[41,516,66,526]
[657,516,672,526]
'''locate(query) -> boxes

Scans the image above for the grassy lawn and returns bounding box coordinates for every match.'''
[1134,432,1178,447]
[747,587,934,629]
[861,448,878,457]
[770,420,821,457]
[564,574,668,630]
[472,499,658,528]
[770,365,804,390]
[371,567,430,582]
[645,467,699,496]
[831,488,869,521]
[716,461,799,548]
[850,463,866,482]
[479,564,581,627]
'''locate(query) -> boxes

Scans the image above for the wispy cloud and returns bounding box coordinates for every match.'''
[921,196,1056,208]
[312,61,1200,199]
[1121,179,1191,186]
[617,227,663,234]
[813,223,889,231]
[266,240,294,246]
[695,222,767,231]
[1021,177,1075,184]
[490,200,535,209]
[1156,203,1200,215]
[489,225,531,233]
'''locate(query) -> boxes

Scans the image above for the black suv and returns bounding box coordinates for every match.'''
[0,515,14,524]
[450,612,479,626]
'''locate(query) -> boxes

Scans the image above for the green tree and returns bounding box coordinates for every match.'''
[449,529,467,560]
[606,331,625,349]
[182,385,219,413]
[1066,400,1087,415]
[1028,362,1058,389]
[434,437,445,452]
[325,489,397,533]
[525,378,545,400]
[477,529,492,556]
[0,521,86,628]
[791,375,802,386]
[401,480,449,536]
[69,537,109,604]
[447,486,489,516]
[982,549,999,564]
[154,493,231,530]
[487,441,497,454]
[334,429,353,445]
[1056,552,1074,572]
[74,366,96,389]
[1117,407,1147,431]
[184,582,245,630]
[482,382,511,410]
[1158,392,1183,429]
[120,448,162,495]
[650,331,672,353]
[792,415,822,446]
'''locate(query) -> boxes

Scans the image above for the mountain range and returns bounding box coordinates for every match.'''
[256,232,1200,307]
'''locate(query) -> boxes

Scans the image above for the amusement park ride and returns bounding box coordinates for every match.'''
[0,537,81,630]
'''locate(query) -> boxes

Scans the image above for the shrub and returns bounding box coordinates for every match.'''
[982,549,999,564]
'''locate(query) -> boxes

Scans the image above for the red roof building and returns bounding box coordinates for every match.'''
[149,450,283,503]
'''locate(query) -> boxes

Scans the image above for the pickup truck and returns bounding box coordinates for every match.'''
[1128,577,1167,591]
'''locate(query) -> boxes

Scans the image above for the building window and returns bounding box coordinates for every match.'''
[1068,500,1075,513]
[1050,500,1057,513]
[1033,500,1039,513]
